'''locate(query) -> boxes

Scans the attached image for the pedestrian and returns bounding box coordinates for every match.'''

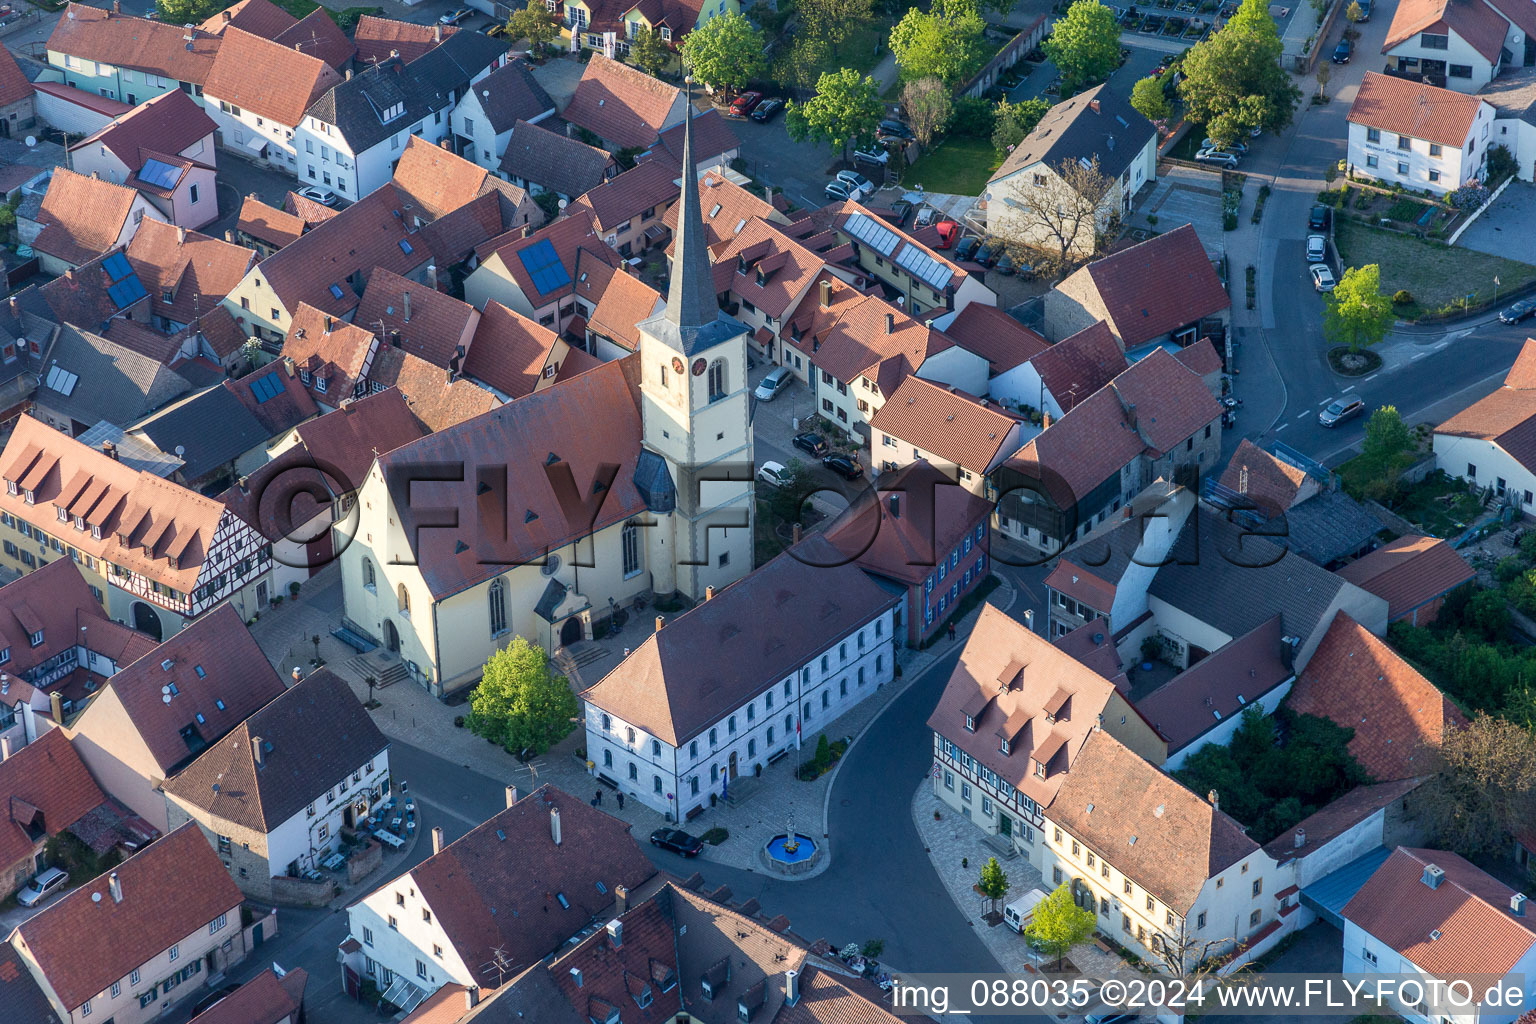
[617,792,625,810]
[948,622,957,642]
[594,789,603,806]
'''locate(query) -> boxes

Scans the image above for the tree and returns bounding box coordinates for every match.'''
[976,856,1010,914]
[1148,917,1237,980]
[466,636,579,756]
[1315,60,1331,103]
[1043,0,1122,93]
[631,28,673,78]
[765,458,813,524]
[1324,264,1394,354]
[504,0,560,58]
[1362,405,1411,465]
[889,2,988,86]
[1417,715,1536,858]
[1025,883,1096,969]
[1130,75,1172,122]
[797,0,875,60]
[787,68,884,162]
[1345,0,1364,21]
[1178,0,1300,145]
[155,0,223,24]
[681,11,764,91]
[1000,155,1114,275]
[901,77,952,148]
[992,97,1049,152]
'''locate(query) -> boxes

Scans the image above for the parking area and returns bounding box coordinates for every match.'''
[1453,181,1536,263]
[531,54,587,110]
[747,360,866,504]
[1125,163,1228,251]
[732,112,848,213]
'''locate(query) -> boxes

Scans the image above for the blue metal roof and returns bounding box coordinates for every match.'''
[1301,846,1391,926]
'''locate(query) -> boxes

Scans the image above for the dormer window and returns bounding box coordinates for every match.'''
[73,516,84,531]
[1034,759,1046,779]
[91,525,102,540]
[964,715,975,732]
[659,26,670,39]
[315,376,329,394]
[380,101,405,123]
[22,489,33,505]
[1000,738,1010,755]
[27,630,41,647]
[55,506,66,522]
[4,480,14,496]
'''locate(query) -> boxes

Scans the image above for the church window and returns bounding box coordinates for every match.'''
[397,583,410,615]
[488,579,507,635]
[707,359,726,402]
[362,558,376,592]
[622,521,642,578]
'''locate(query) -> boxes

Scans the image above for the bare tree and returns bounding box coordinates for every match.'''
[1147,918,1240,981]
[901,76,952,148]
[1001,156,1114,278]
[1315,61,1331,103]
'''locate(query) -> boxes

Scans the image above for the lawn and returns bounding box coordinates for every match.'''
[1334,219,1536,318]
[900,136,1002,195]
[1393,473,1486,538]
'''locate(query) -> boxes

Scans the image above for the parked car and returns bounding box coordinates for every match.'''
[754,366,792,401]
[1306,234,1327,262]
[823,453,863,480]
[793,432,829,457]
[886,199,914,226]
[757,461,790,487]
[1356,0,1371,19]
[17,867,68,907]
[825,180,864,201]
[1318,395,1365,427]
[650,828,704,856]
[852,145,890,165]
[953,235,982,261]
[1201,137,1248,154]
[934,219,960,248]
[439,7,471,23]
[1332,38,1351,62]
[1501,299,1536,324]
[296,185,337,207]
[729,91,763,117]
[836,169,875,195]
[750,97,784,122]
[1194,147,1240,168]
[1310,263,1337,292]
[484,21,508,36]
[1308,204,1332,230]
[974,241,1001,267]
[995,249,1018,275]
[876,119,914,141]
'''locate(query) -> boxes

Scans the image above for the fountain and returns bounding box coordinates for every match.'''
[761,810,822,875]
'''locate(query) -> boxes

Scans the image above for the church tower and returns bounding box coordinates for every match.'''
[636,80,755,602]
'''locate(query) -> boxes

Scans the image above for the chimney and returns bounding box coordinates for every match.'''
[431,826,445,855]
[323,315,334,333]
[403,291,411,323]
[521,224,534,239]
[390,48,399,58]
[345,67,352,80]
[785,970,800,1006]
[283,356,297,377]
[112,0,120,12]
[252,736,265,768]
[505,785,519,808]
[7,295,15,316]
[0,736,11,761]
[291,666,303,685]
[1279,634,1299,672]
[1422,864,1445,889]
[176,225,187,244]
[108,872,122,904]
[427,264,439,291]
[550,806,562,846]
[615,884,628,916]
[819,278,831,308]
[465,989,479,1010]
[237,476,249,495]
[224,229,237,243]
[1294,828,1305,850]
[884,312,894,334]
[1089,99,1101,114]
[64,268,75,283]
[221,8,230,19]
[49,691,62,723]
[792,523,802,543]
[101,440,118,461]
[570,968,584,988]
[655,615,665,632]
[1513,893,1528,917]
[294,42,302,51]
[705,585,715,601]
[606,919,623,947]
[888,493,900,519]
[435,23,443,41]
[91,170,99,179]
[1206,789,1218,810]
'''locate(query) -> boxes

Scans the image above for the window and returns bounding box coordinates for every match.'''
[488,579,507,635]
[168,944,180,963]
[1197,912,1207,929]
[189,183,200,204]
[604,749,612,767]
[1397,161,1409,175]
[1249,909,1262,927]
[397,583,410,614]
[1449,63,1472,78]
[689,740,698,759]
[622,521,642,577]
[707,359,726,401]
[1146,896,1155,911]
[112,982,120,998]
[944,770,954,790]
[1366,155,1378,169]
[423,908,432,923]
[961,782,971,801]
[1362,948,1378,965]
[728,715,736,735]
[1420,31,1448,48]
[628,763,638,780]
[131,970,140,985]
[653,775,663,793]
[417,960,428,979]
[1101,863,1110,879]
[1397,134,1411,151]
[1252,878,1263,896]
[82,1001,91,1017]
[1429,142,1443,157]
[1428,169,1440,182]
[210,913,227,933]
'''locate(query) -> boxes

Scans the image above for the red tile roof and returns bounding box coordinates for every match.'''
[188,967,307,1024]
[353,14,456,66]
[390,135,500,221]
[1382,0,1510,61]
[1073,224,1230,348]
[572,159,679,234]
[126,218,257,328]
[1349,72,1489,148]
[0,557,119,683]
[462,300,560,399]
[0,46,33,110]
[1336,535,1476,622]
[368,348,500,432]
[1217,438,1313,516]
[34,168,145,268]
[1174,337,1223,376]
[1053,617,1127,686]
[1435,340,1536,472]
[869,376,1023,473]
[280,302,379,400]
[823,461,993,586]
[644,107,741,172]
[574,259,662,352]
[1029,320,1128,412]
[663,169,782,255]
[15,822,242,1011]
[784,289,947,388]
[237,195,306,250]
[1261,777,1424,864]
[48,4,220,85]
[939,303,1048,373]
[355,267,477,370]
[0,730,108,873]
[1343,847,1536,996]
[1287,611,1467,780]
[563,55,681,149]
[479,209,622,307]
[31,81,130,117]
[272,7,355,69]
[70,89,215,176]
[223,359,318,434]
[713,218,829,321]
[201,27,342,126]
[198,0,298,38]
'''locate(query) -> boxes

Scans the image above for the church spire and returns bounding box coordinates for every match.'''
[665,78,715,331]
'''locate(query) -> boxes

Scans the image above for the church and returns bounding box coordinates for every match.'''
[339,99,756,698]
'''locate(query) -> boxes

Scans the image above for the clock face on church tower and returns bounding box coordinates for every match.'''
[671,357,685,375]
[692,359,707,376]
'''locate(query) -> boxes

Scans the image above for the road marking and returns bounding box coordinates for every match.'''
[1363,373,1379,382]
[1412,352,1430,360]
[1319,398,1333,407]
[410,793,485,830]
[1342,385,1355,392]
[1276,423,1289,431]
[1295,413,1310,421]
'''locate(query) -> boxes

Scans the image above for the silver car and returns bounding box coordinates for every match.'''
[1194,148,1240,169]
[1306,234,1327,262]
[1319,396,1365,427]
[754,367,791,401]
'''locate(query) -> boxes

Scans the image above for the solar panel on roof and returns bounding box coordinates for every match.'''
[45,365,78,396]
[102,252,133,282]
[516,238,570,295]
[107,275,147,309]
[842,212,899,257]
[895,244,953,291]
[137,159,182,190]
[249,371,284,403]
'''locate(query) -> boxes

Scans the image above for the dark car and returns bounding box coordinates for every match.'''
[191,985,242,1016]
[793,432,829,457]
[730,91,763,117]
[876,118,914,141]
[1332,37,1351,62]
[650,828,704,856]
[823,453,863,480]
[1501,299,1536,324]
[750,97,784,122]
[1356,0,1371,19]
[974,242,1000,267]
[1308,204,1331,230]
[995,250,1017,275]
[953,235,981,261]
[886,199,914,226]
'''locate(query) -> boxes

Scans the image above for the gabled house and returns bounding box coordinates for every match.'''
[498,118,619,202]
[932,302,1050,409]
[201,27,343,174]
[1381,0,1536,91]
[1347,72,1494,195]
[365,344,500,432]
[0,416,273,642]
[450,58,556,173]
[352,14,457,65]
[0,46,36,139]
[235,195,317,257]
[642,107,742,174]
[8,822,248,1024]
[1335,534,1476,625]
[0,730,119,901]
[268,8,355,70]
[571,257,663,358]
[29,168,164,276]
[464,210,623,331]
[1015,320,1129,419]
[1044,224,1230,351]
[1214,438,1322,517]
[123,385,278,493]
[185,967,307,1024]
[813,199,993,317]
[663,167,788,256]
[29,322,191,435]
[198,0,300,39]
[985,84,1158,256]
[570,158,680,258]
[340,785,657,1010]
[870,376,1026,493]
[354,266,481,372]
[561,54,684,150]
[278,304,381,409]
[66,605,286,829]
[46,4,219,106]
[67,91,218,229]
[163,667,389,898]
[124,219,257,334]
[1433,338,1536,508]
[460,299,581,401]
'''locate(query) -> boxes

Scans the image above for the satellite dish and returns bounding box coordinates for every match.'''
[91,892,101,902]
[557,198,568,210]
[161,685,171,695]
[162,693,172,704]
[174,445,185,457]
[24,136,35,148]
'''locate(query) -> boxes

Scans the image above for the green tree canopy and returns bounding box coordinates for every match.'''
[1324,263,1395,353]
[681,11,764,91]
[786,67,884,160]
[1130,74,1172,122]
[156,0,223,24]
[1417,715,1536,858]
[466,636,579,756]
[1178,0,1300,145]
[1362,405,1412,464]
[631,27,673,77]
[504,0,560,57]
[992,97,1049,152]
[889,1,988,85]
[977,856,1010,908]
[902,77,953,147]
[796,0,874,58]
[1043,0,1123,92]
[1025,884,1096,969]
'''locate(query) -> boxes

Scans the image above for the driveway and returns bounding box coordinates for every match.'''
[732,112,840,213]
[532,56,587,111]
[1453,181,1536,263]
[1126,164,1227,252]
[1204,921,1351,1024]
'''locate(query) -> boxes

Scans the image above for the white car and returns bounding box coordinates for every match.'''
[17,867,68,907]
[852,146,890,165]
[1310,263,1336,292]
[295,185,337,207]
[825,180,864,202]
[836,169,875,195]
[1306,234,1327,262]
[757,461,789,487]
[754,367,791,401]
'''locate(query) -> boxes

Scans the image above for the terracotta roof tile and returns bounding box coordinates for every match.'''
[786,290,946,387]
[0,941,58,1024]
[355,267,478,370]
[198,0,298,38]
[824,461,993,586]
[368,348,500,432]
[1336,535,1476,621]
[272,7,355,69]
[31,81,129,118]
[479,208,622,306]
[391,135,500,222]
[713,218,830,320]
[1074,224,1230,348]
[1435,346,1536,473]
[0,730,108,872]
[1053,617,1127,686]
[1261,777,1424,864]
[187,968,307,1024]
[280,302,379,400]
[575,259,662,352]
[202,26,342,127]
[223,359,318,434]
[870,376,1023,473]
[563,55,681,149]
[643,108,741,172]
[940,303,1048,373]
[0,47,33,110]
[283,190,341,226]
[15,822,242,1011]
[354,14,456,65]
[1343,847,1536,996]
[0,558,124,688]
[1348,72,1489,148]
[34,168,146,268]
[70,89,215,177]
[1382,0,1509,60]
[1173,337,1223,376]
[48,4,220,85]
[462,300,560,399]
[572,159,679,234]
[1287,611,1467,780]
[1029,320,1128,412]
[237,195,306,250]
[1218,438,1313,516]
[126,218,257,327]
[818,197,971,299]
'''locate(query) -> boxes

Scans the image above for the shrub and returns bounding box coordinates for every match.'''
[701,827,729,844]
[1496,556,1526,584]
[947,97,995,137]
[1448,184,1490,209]
[1392,289,1414,305]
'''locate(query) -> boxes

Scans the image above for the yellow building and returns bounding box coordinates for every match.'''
[555,0,740,56]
